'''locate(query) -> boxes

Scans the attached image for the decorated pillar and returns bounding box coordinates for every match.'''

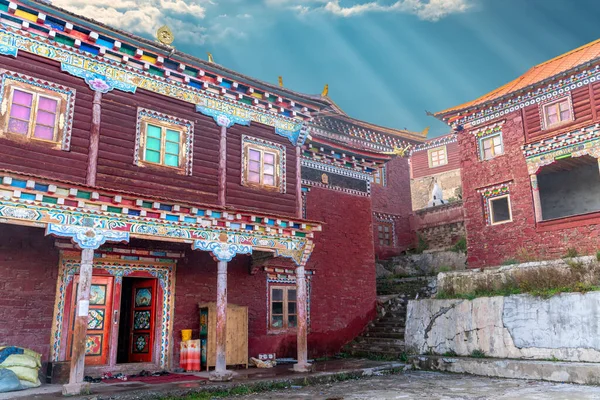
[192,240,252,381]
[296,146,303,218]
[530,174,543,222]
[86,91,102,186]
[293,264,310,372]
[45,224,129,395]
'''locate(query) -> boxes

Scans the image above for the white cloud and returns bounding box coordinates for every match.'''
[52,0,209,44]
[267,0,474,21]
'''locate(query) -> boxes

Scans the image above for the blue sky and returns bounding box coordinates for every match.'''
[54,0,600,137]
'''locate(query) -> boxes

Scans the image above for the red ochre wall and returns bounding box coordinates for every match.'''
[0,225,59,364]
[173,186,377,362]
[461,111,600,268]
[372,156,414,259]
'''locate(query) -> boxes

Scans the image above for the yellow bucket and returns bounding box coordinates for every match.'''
[181,329,192,341]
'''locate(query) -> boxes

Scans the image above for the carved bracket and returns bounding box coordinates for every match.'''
[61,64,137,94]
[46,224,130,250]
[196,105,251,128]
[192,240,252,262]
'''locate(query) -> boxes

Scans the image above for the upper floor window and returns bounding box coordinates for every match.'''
[270,286,297,331]
[242,135,286,193]
[542,97,573,129]
[488,195,512,225]
[428,146,448,168]
[372,165,387,186]
[480,133,503,160]
[134,108,194,175]
[0,71,75,150]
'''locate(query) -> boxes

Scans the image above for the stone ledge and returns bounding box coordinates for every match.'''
[412,355,600,385]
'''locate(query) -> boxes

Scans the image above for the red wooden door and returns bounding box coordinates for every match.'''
[128,279,157,363]
[67,276,114,365]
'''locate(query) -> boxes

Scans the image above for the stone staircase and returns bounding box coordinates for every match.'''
[345,276,435,358]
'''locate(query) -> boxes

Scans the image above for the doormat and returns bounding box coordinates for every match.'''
[102,373,207,385]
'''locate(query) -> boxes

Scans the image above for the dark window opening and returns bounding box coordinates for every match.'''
[538,155,600,221]
[489,196,511,224]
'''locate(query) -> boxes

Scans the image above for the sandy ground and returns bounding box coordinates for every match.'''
[230,371,600,400]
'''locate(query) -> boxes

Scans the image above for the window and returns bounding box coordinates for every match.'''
[270,286,297,330]
[428,146,447,168]
[0,73,74,150]
[488,195,512,225]
[480,134,503,160]
[135,108,193,175]
[372,165,386,186]
[242,135,286,192]
[377,222,393,246]
[542,97,573,129]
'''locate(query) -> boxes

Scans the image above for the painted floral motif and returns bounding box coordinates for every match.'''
[85,334,102,356]
[89,285,106,305]
[87,309,104,330]
[134,334,149,353]
[135,288,152,307]
[87,78,111,93]
[134,311,151,330]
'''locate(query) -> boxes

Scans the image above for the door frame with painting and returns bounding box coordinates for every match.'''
[128,279,157,363]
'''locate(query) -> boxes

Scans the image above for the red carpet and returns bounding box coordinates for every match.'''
[103,373,207,384]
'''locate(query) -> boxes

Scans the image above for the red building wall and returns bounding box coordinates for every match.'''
[0,225,59,364]
[411,139,460,179]
[461,97,600,267]
[372,156,413,258]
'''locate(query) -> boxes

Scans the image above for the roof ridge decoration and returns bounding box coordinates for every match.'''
[411,134,457,153]
[0,25,308,145]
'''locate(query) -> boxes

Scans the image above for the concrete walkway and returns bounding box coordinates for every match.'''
[233,370,600,400]
[0,358,406,400]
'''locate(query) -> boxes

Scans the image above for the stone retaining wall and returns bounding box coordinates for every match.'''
[406,291,600,362]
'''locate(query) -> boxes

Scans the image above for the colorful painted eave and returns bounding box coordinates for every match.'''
[435,38,600,127]
[411,133,457,154]
[0,170,322,263]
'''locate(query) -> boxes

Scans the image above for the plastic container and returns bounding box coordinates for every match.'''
[181,329,192,341]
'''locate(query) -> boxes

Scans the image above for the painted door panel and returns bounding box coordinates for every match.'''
[128,279,157,363]
[66,276,114,366]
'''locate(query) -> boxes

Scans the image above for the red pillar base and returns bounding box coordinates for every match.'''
[293,362,313,373]
[209,370,234,381]
[62,382,91,396]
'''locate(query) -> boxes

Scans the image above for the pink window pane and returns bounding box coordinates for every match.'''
[264,152,275,164]
[33,125,54,140]
[38,97,58,113]
[263,175,275,186]
[547,114,558,125]
[10,104,31,120]
[263,164,274,175]
[36,110,56,126]
[12,90,32,106]
[249,149,261,161]
[249,160,260,173]
[484,148,493,159]
[248,171,260,183]
[8,118,29,135]
[560,109,571,121]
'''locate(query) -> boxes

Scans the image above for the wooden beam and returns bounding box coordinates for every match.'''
[62,248,94,395]
[86,91,102,186]
[210,260,233,381]
[293,264,311,372]
[295,146,302,218]
[218,126,227,207]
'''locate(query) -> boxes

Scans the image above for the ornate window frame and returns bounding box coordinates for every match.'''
[540,95,574,131]
[375,214,397,247]
[134,108,194,175]
[241,135,286,193]
[478,182,513,226]
[265,266,312,334]
[428,145,448,168]
[0,70,75,151]
[471,121,505,161]
[372,165,387,186]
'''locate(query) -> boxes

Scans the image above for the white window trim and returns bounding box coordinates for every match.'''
[540,95,574,130]
[427,145,448,168]
[488,194,513,226]
[479,133,504,161]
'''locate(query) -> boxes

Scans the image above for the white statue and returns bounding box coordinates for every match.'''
[427,181,446,207]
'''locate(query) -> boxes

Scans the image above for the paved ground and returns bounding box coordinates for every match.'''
[231,371,600,400]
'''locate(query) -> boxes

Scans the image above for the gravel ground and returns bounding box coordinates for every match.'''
[227,371,600,400]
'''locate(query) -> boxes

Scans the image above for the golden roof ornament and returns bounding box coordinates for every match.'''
[156,25,174,46]
[278,76,283,87]
[383,144,412,157]
[322,84,329,97]
[207,52,214,63]
[422,126,430,137]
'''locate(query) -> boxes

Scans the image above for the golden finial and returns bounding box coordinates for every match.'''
[156,25,174,46]
[278,76,283,87]
[322,84,329,97]
[422,126,430,137]
[207,52,214,63]
[383,144,412,157]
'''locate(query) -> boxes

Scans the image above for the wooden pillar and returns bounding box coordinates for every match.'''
[293,265,310,372]
[86,91,102,187]
[62,248,94,395]
[218,125,227,207]
[530,174,543,222]
[295,146,303,218]
[210,260,233,381]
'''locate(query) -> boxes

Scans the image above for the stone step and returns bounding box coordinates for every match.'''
[372,319,405,326]
[347,343,406,354]
[354,337,406,346]
[363,330,405,339]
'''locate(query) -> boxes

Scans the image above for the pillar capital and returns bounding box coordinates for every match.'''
[192,240,252,262]
[46,223,129,250]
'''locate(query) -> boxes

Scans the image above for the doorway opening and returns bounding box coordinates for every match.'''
[117,277,157,364]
